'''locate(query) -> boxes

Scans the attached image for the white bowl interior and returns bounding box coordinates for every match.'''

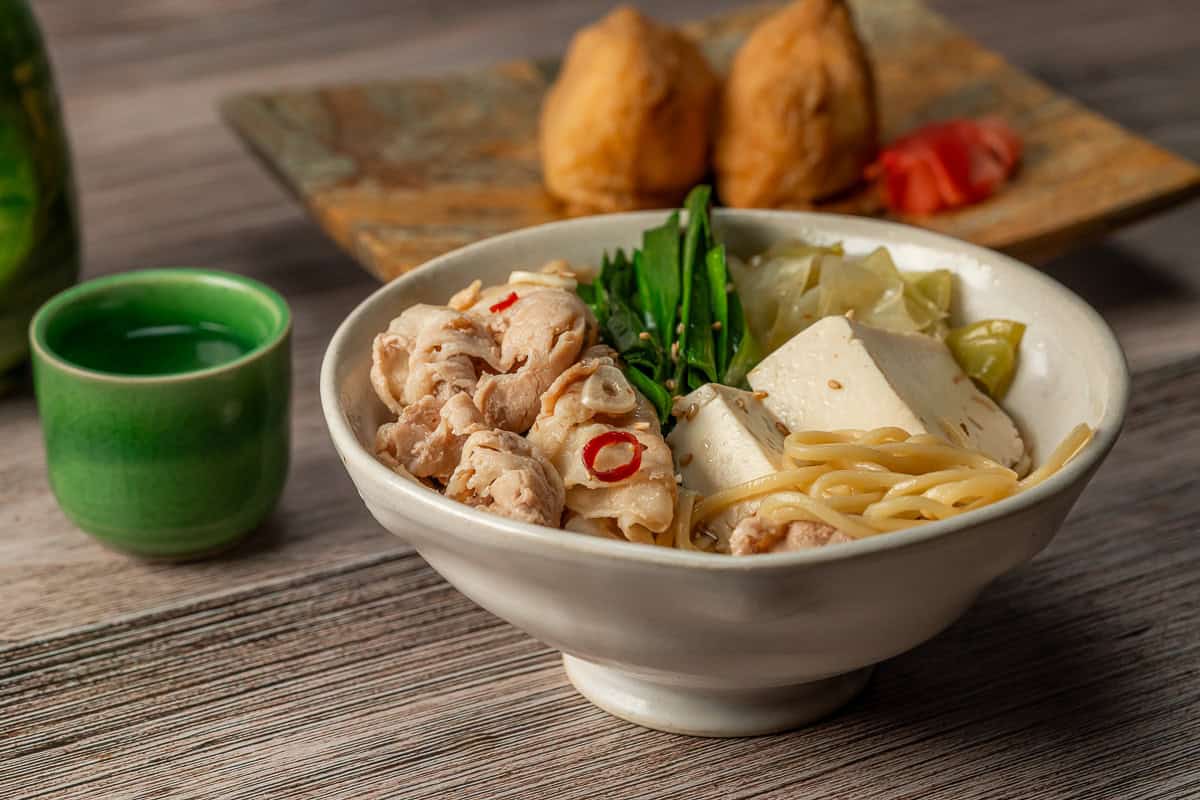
[332,210,1125,475]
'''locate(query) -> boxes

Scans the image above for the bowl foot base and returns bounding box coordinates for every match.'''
[562,655,873,737]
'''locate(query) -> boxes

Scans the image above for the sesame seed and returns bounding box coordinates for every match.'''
[828,379,843,390]
[725,282,735,293]
[680,453,694,467]
[711,321,722,331]
[845,308,857,320]
[665,379,677,391]
[676,322,684,335]
[775,421,790,436]
[633,421,651,431]
[674,473,683,484]
[735,397,748,411]
[670,341,680,361]
[685,403,699,421]
[752,390,769,400]
[638,331,652,341]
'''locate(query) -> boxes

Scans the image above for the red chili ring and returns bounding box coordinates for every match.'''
[489,291,519,313]
[582,430,644,483]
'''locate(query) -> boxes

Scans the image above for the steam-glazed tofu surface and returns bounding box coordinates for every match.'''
[748,315,1024,466]
[666,384,789,542]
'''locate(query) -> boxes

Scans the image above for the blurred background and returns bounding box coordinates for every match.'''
[32,0,1200,362]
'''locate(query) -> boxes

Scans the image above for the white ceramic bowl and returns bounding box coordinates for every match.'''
[321,210,1128,737]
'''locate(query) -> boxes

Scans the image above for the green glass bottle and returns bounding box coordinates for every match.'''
[0,0,79,389]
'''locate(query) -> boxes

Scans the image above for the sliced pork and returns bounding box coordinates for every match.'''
[729,516,851,555]
[527,351,676,540]
[370,304,501,415]
[471,285,597,433]
[375,393,486,481]
[445,429,565,527]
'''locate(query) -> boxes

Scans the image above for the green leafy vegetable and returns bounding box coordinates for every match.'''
[723,316,761,388]
[681,186,712,272]
[580,248,665,383]
[575,280,597,307]
[626,363,673,422]
[582,251,613,326]
[674,188,710,391]
[603,296,649,354]
[605,249,634,304]
[576,184,761,427]
[705,245,730,379]
[684,259,717,386]
[637,213,680,347]
[721,249,760,387]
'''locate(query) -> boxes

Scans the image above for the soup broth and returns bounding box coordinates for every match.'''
[56,318,255,375]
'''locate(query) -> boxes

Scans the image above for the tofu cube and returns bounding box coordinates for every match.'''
[747,316,1024,466]
[666,384,788,539]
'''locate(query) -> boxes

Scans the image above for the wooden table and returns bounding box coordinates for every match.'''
[2,1,1197,797]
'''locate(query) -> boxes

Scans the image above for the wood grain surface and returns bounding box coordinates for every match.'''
[220,0,1200,280]
[2,1,1198,797]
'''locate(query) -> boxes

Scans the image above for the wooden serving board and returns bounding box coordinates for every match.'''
[221,0,1200,282]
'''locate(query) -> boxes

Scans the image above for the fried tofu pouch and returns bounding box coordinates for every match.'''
[538,6,719,214]
[715,0,878,208]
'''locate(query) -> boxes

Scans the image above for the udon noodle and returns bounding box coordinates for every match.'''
[691,424,1094,541]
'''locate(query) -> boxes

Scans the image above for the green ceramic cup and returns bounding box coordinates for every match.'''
[29,268,291,559]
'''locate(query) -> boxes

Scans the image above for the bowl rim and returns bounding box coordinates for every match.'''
[321,209,1130,571]
[29,267,292,385]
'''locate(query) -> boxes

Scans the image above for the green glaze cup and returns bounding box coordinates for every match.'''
[29,268,291,559]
